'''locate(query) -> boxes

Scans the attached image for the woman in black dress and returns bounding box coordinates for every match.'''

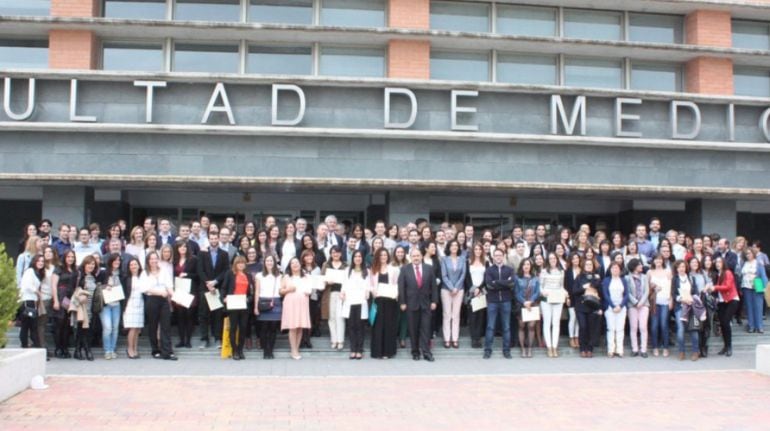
[370,248,398,359]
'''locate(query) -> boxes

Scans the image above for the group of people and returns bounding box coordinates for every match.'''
[14,214,769,362]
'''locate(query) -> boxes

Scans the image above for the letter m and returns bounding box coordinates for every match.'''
[550,95,586,136]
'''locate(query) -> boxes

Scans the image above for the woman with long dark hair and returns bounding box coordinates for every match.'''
[255,254,282,359]
[19,254,46,348]
[714,256,739,356]
[370,248,398,359]
[173,240,199,349]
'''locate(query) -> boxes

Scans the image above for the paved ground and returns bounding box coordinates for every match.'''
[1,370,769,430]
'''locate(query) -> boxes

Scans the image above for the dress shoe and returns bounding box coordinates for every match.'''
[412,353,420,361]
[691,352,699,361]
[580,351,587,358]
[163,354,178,361]
[444,343,450,349]
[423,353,435,362]
[640,352,648,358]
[483,351,491,359]
[718,347,727,355]
[452,342,459,349]
[175,342,185,348]
[503,351,512,359]
[726,347,732,357]
[679,352,686,361]
[632,352,639,357]
[232,355,240,361]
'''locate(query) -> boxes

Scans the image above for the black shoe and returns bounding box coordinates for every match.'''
[163,354,178,361]
[175,342,185,348]
[503,351,512,359]
[483,351,491,359]
[85,349,94,361]
[718,347,727,355]
[232,354,240,361]
[632,352,639,357]
[184,342,192,348]
[62,349,71,359]
[152,352,162,359]
[748,328,755,333]
[423,353,434,362]
[640,352,648,358]
[73,348,83,360]
[726,347,732,357]
[412,353,420,361]
[471,340,482,349]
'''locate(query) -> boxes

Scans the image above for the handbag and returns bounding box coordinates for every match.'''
[257,298,274,312]
[61,296,71,311]
[22,302,38,319]
[92,285,104,314]
[368,301,378,326]
[687,310,701,332]
[753,277,766,293]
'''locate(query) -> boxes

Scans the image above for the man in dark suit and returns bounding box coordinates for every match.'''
[178,223,200,256]
[398,247,438,361]
[197,230,229,349]
[483,248,515,359]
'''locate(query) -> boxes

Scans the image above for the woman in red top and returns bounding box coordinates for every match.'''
[222,256,254,360]
[713,256,739,357]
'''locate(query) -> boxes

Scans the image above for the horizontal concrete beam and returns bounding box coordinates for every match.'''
[0,173,769,198]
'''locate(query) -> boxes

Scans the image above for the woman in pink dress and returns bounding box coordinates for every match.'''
[280,257,311,359]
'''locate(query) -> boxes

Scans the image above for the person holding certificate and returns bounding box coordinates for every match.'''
[440,240,466,349]
[342,250,369,360]
[173,240,199,349]
[300,249,322,349]
[369,248,399,359]
[142,252,177,360]
[540,253,566,358]
[466,243,488,349]
[255,254,282,359]
[98,253,124,360]
[602,262,629,358]
[221,256,254,360]
[280,257,311,360]
[398,247,438,362]
[122,257,144,359]
[648,254,673,358]
[515,259,541,358]
[322,246,347,350]
[573,259,603,358]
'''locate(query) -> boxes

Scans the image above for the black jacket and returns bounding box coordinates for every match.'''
[484,264,515,303]
[219,270,255,305]
[573,272,602,313]
[398,263,439,311]
[197,248,229,290]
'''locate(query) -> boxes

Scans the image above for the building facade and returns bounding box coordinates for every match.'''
[2,0,770,248]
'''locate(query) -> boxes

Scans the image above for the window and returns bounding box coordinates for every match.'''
[564,9,622,41]
[0,0,49,16]
[102,42,164,71]
[732,20,770,50]
[496,5,556,37]
[430,50,489,81]
[0,40,48,69]
[174,0,240,22]
[628,13,683,44]
[430,1,489,33]
[496,53,556,85]
[249,0,313,25]
[173,43,240,73]
[564,57,623,89]
[630,62,681,92]
[734,67,770,97]
[320,0,385,28]
[247,45,312,75]
[319,46,384,77]
[103,0,166,19]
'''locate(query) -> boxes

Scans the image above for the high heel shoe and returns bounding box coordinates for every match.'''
[74,348,83,360]
[85,348,94,361]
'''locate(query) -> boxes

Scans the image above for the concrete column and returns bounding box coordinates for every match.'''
[388,191,429,226]
[42,186,94,228]
[686,199,737,239]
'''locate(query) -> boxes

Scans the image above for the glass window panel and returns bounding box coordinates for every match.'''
[564,9,622,41]
[629,13,683,44]
[430,1,489,33]
[103,0,166,19]
[496,5,556,37]
[0,0,49,16]
[249,0,312,24]
[319,46,384,77]
[630,62,681,92]
[174,0,240,22]
[321,0,385,28]
[173,43,240,73]
[734,67,770,97]
[496,53,556,85]
[732,20,770,50]
[0,40,48,69]
[564,57,623,89]
[103,42,163,71]
[430,50,489,81]
[247,45,312,75]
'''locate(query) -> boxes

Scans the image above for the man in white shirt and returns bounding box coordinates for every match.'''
[435,230,447,257]
[295,218,308,240]
[190,221,209,250]
[324,215,344,248]
[373,220,396,253]
[219,227,237,262]
[72,227,101,265]
[157,218,175,247]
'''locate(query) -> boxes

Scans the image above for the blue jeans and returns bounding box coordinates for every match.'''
[744,288,764,331]
[484,301,512,353]
[650,304,669,349]
[100,303,121,354]
[675,308,699,354]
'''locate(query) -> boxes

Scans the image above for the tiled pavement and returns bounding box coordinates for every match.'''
[1,370,769,431]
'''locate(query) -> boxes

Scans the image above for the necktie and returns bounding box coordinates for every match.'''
[415,265,422,289]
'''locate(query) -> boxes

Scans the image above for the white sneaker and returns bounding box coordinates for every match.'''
[104,353,112,360]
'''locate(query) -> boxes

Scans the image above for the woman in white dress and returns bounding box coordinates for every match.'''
[125,226,146,268]
[123,256,145,359]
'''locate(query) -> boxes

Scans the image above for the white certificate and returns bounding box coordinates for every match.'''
[471,294,487,312]
[172,290,195,308]
[102,286,125,304]
[344,279,366,304]
[226,294,247,310]
[295,277,315,295]
[546,289,566,304]
[205,291,223,311]
[174,277,191,293]
[325,269,347,285]
[377,283,398,300]
[522,306,541,322]
[311,274,326,292]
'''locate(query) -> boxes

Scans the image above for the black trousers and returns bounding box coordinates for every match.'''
[146,296,172,357]
[576,309,601,353]
[198,291,223,341]
[468,305,486,342]
[408,308,432,356]
[228,310,249,353]
[347,305,365,353]
[718,300,740,348]
[54,312,70,352]
[259,321,279,354]
[175,304,195,345]
[19,301,39,348]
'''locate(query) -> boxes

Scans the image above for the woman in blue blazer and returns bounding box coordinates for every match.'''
[440,240,466,348]
[602,262,629,357]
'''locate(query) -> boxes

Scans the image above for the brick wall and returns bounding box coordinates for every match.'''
[388,40,430,79]
[388,0,429,29]
[51,0,99,17]
[685,10,732,47]
[48,30,98,70]
[684,10,733,95]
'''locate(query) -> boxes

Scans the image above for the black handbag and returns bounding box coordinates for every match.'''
[687,310,701,332]
[22,302,38,319]
[257,298,274,312]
